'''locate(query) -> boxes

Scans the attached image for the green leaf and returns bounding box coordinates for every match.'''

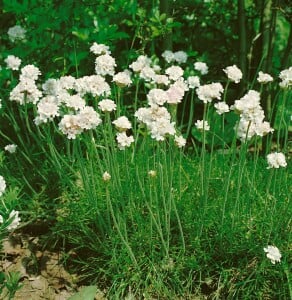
[68,286,97,300]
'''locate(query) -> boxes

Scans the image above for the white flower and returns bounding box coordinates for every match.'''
[98,99,116,112]
[279,67,292,88]
[4,144,17,153]
[129,55,151,73]
[116,132,134,150]
[162,50,175,63]
[214,102,230,115]
[175,135,186,148]
[147,89,169,106]
[112,116,132,131]
[59,76,76,90]
[113,70,132,87]
[75,75,111,97]
[90,42,110,55]
[267,152,287,169]
[165,65,184,81]
[0,176,6,197]
[10,80,42,105]
[166,79,188,105]
[187,76,200,89]
[5,55,21,70]
[223,65,242,83]
[20,65,41,81]
[257,71,273,84]
[63,94,86,111]
[7,210,21,231]
[140,66,156,82]
[173,51,188,64]
[196,83,224,103]
[102,171,111,182]
[153,74,170,86]
[59,114,83,139]
[8,25,26,42]
[264,245,281,264]
[194,62,208,75]
[148,170,157,177]
[95,54,116,76]
[77,106,102,130]
[195,120,210,131]
[35,96,60,124]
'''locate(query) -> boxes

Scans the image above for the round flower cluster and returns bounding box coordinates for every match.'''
[266,152,287,169]
[112,116,132,131]
[214,102,230,115]
[196,82,224,103]
[5,55,21,71]
[113,70,132,87]
[58,107,102,139]
[257,71,273,84]
[135,105,176,141]
[98,99,116,112]
[10,65,42,105]
[162,50,188,64]
[279,67,292,88]
[223,65,242,83]
[194,62,208,75]
[195,120,210,131]
[0,210,21,231]
[8,25,26,42]
[231,90,273,141]
[4,144,17,153]
[264,245,281,264]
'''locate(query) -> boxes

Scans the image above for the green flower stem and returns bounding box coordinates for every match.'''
[186,90,195,137]
[105,184,138,267]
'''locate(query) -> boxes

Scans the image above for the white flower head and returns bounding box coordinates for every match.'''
[187,76,200,89]
[147,89,169,106]
[257,71,273,84]
[35,95,60,124]
[113,70,132,87]
[195,120,210,131]
[102,171,111,182]
[264,245,281,264]
[279,67,292,88]
[214,102,230,115]
[194,62,208,75]
[90,42,110,55]
[165,65,184,81]
[148,170,157,177]
[5,55,21,71]
[196,82,224,103]
[223,65,242,83]
[98,99,116,112]
[8,25,26,42]
[267,152,287,169]
[95,54,116,76]
[7,210,21,231]
[173,51,188,64]
[112,116,132,131]
[116,132,134,150]
[4,144,17,153]
[162,50,175,63]
[174,135,186,148]
[20,65,41,81]
[0,176,6,197]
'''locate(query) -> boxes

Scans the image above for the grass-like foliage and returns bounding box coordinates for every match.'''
[0,15,291,299]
